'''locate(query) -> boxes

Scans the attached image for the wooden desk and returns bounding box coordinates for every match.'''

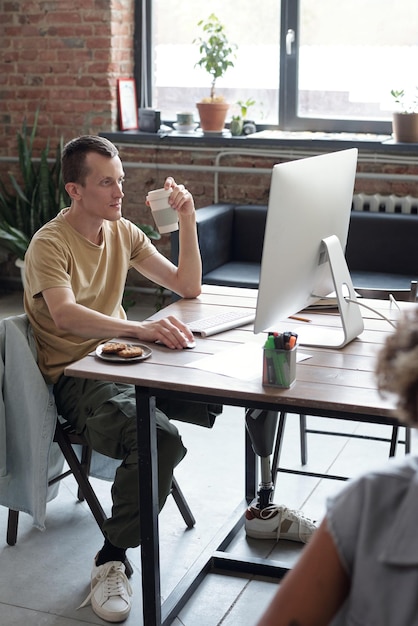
[65,285,414,625]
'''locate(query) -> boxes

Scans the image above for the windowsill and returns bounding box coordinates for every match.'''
[102,128,418,154]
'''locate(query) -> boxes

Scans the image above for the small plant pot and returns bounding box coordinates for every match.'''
[230,118,243,136]
[196,102,229,132]
[392,112,418,143]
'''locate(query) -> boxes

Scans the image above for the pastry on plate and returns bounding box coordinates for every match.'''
[101,341,128,354]
[118,345,144,358]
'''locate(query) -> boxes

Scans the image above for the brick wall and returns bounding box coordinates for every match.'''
[0,0,134,152]
[0,0,140,287]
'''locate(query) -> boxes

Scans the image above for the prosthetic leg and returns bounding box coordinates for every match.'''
[245,409,318,543]
[245,409,279,510]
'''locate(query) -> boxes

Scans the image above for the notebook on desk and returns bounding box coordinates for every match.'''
[188,309,255,337]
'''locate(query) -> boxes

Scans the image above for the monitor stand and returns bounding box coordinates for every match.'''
[296,235,364,349]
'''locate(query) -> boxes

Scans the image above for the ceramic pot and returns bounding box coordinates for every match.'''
[230,118,243,136]
[196,102,229,132]
[392,112,418,143]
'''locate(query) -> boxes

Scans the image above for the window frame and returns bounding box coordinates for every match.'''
[135,0,394,135]
[278,0,392,134]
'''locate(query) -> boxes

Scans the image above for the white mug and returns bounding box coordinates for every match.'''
[146,188,179,234]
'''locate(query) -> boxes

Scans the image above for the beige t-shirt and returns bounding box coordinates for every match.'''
[24,210,156,384]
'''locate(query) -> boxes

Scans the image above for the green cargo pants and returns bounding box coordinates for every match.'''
[54,375,188,549]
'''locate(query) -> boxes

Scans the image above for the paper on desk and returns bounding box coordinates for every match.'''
[185,343,311,381]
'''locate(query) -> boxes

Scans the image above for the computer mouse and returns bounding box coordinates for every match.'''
[155,339,196,349]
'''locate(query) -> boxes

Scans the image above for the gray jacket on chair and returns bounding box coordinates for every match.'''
[0,314,63,530]
[0,314,134,531]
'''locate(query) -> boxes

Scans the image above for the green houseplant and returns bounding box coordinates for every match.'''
[390,88,418,143]
[194,14,237,132]
[230,98,256,136]
[0,110,68,260]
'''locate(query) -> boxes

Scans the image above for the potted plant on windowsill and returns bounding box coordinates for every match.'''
[230,98,256,136]
[194,14,237,132]
[390,88,418,143]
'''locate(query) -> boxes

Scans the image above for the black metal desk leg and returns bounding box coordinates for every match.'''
[135,387,162,626]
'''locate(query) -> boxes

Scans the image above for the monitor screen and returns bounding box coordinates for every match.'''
[254,148,364,348]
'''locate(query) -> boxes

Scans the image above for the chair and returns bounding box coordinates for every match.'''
[271,412,411,485]
[6,418,195,576]
[1,314,195,571]
[354,280,417,303]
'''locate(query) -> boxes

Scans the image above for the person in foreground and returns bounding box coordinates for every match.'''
[256,307,418,626]
[24,135,214,623]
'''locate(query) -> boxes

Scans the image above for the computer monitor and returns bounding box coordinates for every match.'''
[254,148,364,348]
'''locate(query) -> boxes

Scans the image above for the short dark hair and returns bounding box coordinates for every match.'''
[62,135,119,185]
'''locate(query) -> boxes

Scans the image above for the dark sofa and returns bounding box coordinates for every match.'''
[171,203,418,294]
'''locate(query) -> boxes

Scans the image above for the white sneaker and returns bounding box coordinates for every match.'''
[245,504,317,543]
[79,559,133,623]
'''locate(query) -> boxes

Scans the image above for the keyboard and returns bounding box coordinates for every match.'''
[188,309,255,337]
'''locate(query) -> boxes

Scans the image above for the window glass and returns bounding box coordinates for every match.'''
[298,0,418,121]
[148,1,417,132]
[151,0,280,124]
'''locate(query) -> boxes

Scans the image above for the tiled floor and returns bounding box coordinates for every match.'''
[1,289,416,625]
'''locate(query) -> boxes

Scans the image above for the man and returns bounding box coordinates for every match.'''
[24,135,207,622]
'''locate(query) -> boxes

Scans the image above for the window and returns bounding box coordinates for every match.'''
[137,0,417,134]
[284,0,418,133]
[136,0,280,125]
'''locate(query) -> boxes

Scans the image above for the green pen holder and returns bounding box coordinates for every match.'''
[262,345,297,388]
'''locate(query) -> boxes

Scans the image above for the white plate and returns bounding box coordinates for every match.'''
[95,343,152,362]
[173,122,198,133]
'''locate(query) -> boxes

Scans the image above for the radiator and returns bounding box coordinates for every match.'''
[352,193,418,214]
